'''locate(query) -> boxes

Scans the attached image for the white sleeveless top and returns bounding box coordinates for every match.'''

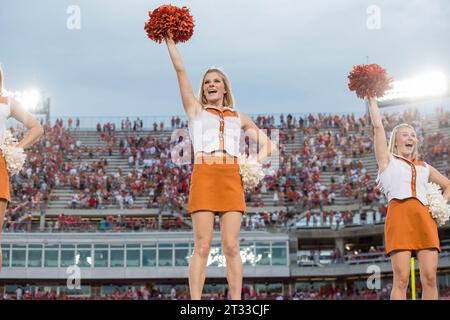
[0,97,12,143]
[376,154,430,206]
[188,105,242,157]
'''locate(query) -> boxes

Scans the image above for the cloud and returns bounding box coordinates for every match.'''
[0,0,449,118]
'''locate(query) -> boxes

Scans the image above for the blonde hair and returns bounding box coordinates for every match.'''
[388,123,419,157]
[197,67,235,108]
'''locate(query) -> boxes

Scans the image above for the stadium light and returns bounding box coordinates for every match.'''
[4,89,42,111]
[377,71,449,107]
[20,90,41,111]
[17,89,41,111]
[3,88,50,125]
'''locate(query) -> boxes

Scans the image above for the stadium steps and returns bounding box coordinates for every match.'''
[48,131,288,212]
[46,120,448,213]
[48,130,175,210]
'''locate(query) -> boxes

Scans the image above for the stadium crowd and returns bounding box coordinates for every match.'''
[3,282,450,300]
[3,107,449,233]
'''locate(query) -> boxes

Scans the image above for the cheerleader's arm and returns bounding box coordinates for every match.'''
[240,112,278,163]
[9,98,44,149]
[368,96,390,173]
[429,165,450,201]
[164,35,201,121]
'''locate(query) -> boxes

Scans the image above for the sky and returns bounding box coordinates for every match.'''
[0,0,449,119]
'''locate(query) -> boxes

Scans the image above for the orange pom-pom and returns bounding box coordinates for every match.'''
[348,64,393,99]
[144,5,195,44]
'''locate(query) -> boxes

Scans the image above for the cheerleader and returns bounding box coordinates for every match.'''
[164,35,277,300]
[0,65,44,269]
[368,96,450,300]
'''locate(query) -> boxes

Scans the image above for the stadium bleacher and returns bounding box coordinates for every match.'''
[1,106,449,300]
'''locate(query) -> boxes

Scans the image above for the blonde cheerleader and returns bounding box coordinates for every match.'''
[164,36,276,300]
[369,96,450,300]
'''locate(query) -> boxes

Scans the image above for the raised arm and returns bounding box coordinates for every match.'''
[10,98,44,149]
[165,37,201,121]
[368,96,390,172]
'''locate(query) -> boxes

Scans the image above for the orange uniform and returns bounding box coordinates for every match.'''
[379,155,440,256]
[187,106,246,214]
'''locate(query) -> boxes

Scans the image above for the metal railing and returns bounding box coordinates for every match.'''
[297,245,450,267]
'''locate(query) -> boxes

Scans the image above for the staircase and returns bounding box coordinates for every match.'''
[45,116,449,217]
[47,130,173,210]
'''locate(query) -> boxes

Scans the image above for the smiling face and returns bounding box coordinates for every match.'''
[198,69,234,108]
[392,125,418,158]
[202,71,227,106]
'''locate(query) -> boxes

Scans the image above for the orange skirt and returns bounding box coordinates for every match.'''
[187,155,246,215]
[0,150,11,202]
[385,198,440,257]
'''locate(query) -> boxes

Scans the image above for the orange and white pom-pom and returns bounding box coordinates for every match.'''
[238,155,265,191]
[426,182,450,226]
[0,130,26,176]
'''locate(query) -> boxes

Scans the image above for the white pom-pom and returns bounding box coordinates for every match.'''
[238,155,266,191]
[0,130,26,176]
[426,182,450,226]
